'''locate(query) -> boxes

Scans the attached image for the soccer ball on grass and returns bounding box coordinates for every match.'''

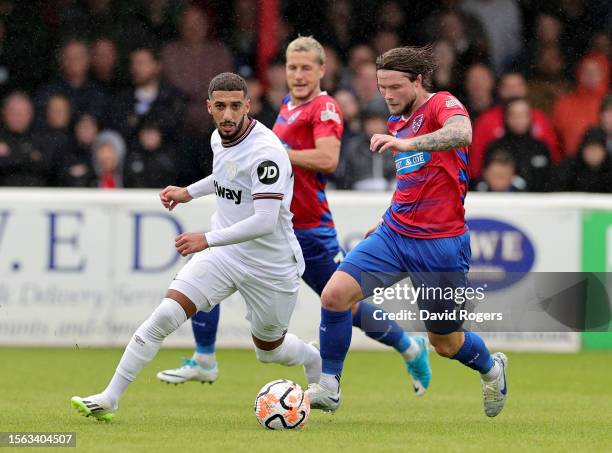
[254,379,310,430]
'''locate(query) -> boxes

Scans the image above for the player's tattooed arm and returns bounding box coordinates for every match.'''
[370,115,472,153]
[410,115,472,151]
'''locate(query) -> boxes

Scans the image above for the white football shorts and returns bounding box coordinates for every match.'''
[168,247,299,342]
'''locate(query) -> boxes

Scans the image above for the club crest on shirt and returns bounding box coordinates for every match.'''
[320,102,341,124]
[287,110,302,124]
[412,114,424,133]
[224,160,238,180]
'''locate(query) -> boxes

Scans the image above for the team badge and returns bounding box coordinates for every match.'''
[287,110,302,124]
[224,160,238,180]
[412,114,424,133]
[320,102,341,124]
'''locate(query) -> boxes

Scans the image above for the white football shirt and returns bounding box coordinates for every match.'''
[208,119,305,281]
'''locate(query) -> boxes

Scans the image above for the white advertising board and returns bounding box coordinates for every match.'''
[0,190,588,351]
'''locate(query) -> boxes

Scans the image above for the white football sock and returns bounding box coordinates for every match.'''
[101,374,129,409]
[255,333,321,383]
[102,298,187,406]
[401,337,421,362]
[481,360,501,382]
[320,373,340,393]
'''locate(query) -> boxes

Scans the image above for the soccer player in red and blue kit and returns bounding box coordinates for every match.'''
[157,38,432,394]
[306,46,508,417]
[275,36,430,394]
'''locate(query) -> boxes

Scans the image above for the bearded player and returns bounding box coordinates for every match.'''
[157,37,431,397]
[71,73,321,421]
[306,46,508,417]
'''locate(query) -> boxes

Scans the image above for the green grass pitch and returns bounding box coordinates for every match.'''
[2,348,611,452]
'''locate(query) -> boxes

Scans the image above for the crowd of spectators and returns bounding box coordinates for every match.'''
[0,0,610,192]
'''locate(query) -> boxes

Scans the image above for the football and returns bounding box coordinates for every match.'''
[254,379,310,430]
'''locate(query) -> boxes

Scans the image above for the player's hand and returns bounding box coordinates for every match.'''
[365,221,382,238]
[370,134,414,153]
[175,232,208,256]
[160,186,193,211]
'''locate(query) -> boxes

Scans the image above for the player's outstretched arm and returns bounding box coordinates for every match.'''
[186,174,215,199]
[287,136,340,174]
[370,115,472,153]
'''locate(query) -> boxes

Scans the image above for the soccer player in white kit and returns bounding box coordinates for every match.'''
[70,72,321,421]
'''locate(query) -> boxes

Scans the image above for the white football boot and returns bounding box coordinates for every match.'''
[481,352,508,417]
[70,393,117,422]
[156,358,218,385]
[305,382,341,412]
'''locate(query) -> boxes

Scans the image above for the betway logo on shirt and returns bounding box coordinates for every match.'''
[394,151,431,175]
[214,180,242,204]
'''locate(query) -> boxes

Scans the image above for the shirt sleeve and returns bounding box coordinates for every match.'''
[249,151,291,202]
[186,174,214,198]
[312,98,344,141]
[433,93,469,127]
[205,198,281,246]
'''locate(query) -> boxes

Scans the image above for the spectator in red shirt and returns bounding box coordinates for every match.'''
[552,52,610,157]
[469,71,560,179]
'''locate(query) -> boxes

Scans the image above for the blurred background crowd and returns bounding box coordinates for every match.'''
[0,0,610,192]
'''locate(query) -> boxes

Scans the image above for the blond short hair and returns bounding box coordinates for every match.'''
[286,36,325,65]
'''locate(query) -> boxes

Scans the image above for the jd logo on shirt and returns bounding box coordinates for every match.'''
[214,180,242,204]
[257,161,280,184]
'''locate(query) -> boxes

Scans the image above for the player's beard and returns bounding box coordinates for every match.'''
[400,95,417,116]
[217,115,247,141]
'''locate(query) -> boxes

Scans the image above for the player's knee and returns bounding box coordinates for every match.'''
[321,284,351,312]
[431,342,456,358]
[255,345,283,364]
[428,332,462,358]
[146,298,187,341]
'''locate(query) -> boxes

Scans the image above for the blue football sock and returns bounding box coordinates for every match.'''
[320,307,353,376]
[452,331,494,374]
[352,302,412,353]
[191,305,220,354]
